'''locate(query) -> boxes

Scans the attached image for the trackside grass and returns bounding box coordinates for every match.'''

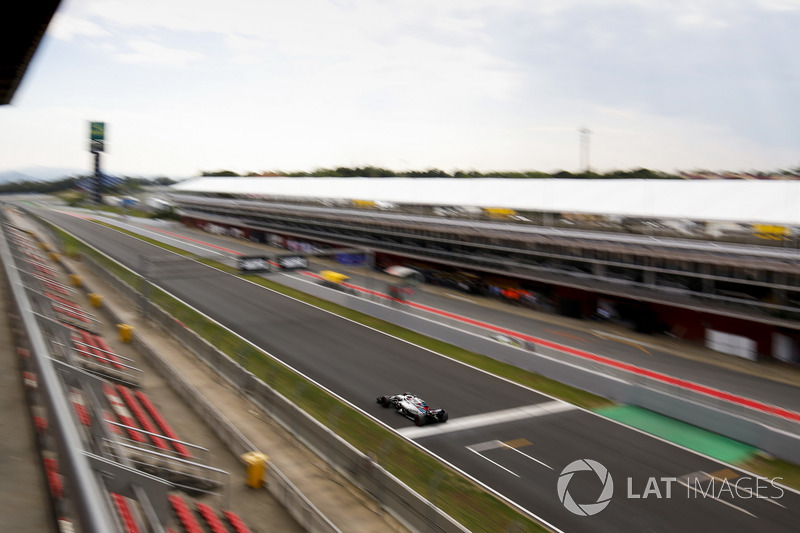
[741,454,800,492]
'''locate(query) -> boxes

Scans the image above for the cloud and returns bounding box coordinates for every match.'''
[756,0,800,11]
[20,1,800,175]
[113,39,204,67]
[224,34,270,65]
[48,12,112,40]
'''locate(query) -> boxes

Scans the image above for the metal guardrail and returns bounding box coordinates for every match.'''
[270,467,341,533]
[0,211,120,533]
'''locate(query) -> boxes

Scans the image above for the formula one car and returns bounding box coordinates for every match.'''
[376,392,449,426]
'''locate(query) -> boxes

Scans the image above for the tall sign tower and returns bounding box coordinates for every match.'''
[89,121,105,204]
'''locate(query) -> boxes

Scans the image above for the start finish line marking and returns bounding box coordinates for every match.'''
[397,400,575,439]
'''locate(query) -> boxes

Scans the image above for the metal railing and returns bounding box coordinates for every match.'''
[0,211,119,532]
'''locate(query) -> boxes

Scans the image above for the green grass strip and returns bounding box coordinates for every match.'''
[593,405,800,490]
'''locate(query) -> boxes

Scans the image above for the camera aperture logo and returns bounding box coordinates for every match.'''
[557,459,614,516]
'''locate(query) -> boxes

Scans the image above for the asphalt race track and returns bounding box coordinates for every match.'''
[31,207,800,533]
[64,208,800,415]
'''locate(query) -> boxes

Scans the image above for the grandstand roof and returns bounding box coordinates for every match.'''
[0,1,61,105]
[171,177,800,226]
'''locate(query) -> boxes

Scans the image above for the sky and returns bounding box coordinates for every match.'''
[1,0,799,178]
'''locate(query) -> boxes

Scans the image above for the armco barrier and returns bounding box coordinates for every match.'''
[71,250,467,533]
[270,467,341,533]
[0,215,120,533]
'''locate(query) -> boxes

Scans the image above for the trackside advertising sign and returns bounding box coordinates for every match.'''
[277,256,309,270]
[237,256,273,272]
[237,255,309,272]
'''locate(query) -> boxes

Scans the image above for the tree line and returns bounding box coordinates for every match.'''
[202,167,678,179]
[0,175,176,195]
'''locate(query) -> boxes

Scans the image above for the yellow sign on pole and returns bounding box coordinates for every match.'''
[753,224,790,240]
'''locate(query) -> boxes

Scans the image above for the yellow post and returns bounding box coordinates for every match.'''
[88,293,103,308]
[49,252,61,263]
[117,324,134,343]
[241,451,268,488]
[69,274,83,287]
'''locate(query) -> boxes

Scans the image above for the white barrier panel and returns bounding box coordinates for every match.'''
[705,329,757,361]
[773,332,800,363]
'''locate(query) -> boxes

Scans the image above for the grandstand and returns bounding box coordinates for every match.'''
[169,177,800,363]
[1,209,257,533]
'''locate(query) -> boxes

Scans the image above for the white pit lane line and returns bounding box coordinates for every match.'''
[397,400,575,439]
[468,446,521,478]
[87,213,228,257]
[469,440,553,472]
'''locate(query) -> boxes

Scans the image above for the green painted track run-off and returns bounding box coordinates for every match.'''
[594,405,757,464]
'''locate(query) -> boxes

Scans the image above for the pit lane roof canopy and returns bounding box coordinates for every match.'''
[0,1,61,105]
[172,177,800,226]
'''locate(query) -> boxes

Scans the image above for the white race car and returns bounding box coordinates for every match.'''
[377,392,449,426]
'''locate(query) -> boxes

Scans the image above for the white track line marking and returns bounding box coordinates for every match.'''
[730,485,786,508]
[397,400,575,439]
[677,479,757,518]
[590,330,663,351]
[468,447,520,477]
[444,292,474,302]
[499,441,553,470]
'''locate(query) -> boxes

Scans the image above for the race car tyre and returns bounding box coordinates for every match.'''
[414,414,426,426]
[379,396,390,407]
[437,410,449,423]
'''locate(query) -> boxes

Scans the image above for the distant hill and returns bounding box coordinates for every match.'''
[0,166,84,185]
